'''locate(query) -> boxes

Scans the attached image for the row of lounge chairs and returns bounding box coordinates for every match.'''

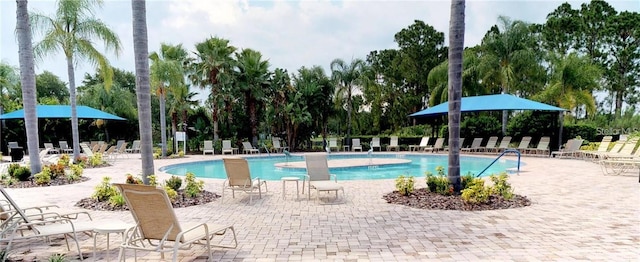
[203,138,289,155]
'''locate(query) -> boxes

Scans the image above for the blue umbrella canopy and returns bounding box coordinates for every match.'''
[0,105,126,120]
[410,94,566,117]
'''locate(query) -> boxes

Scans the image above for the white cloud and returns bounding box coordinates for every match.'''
[0,0,638,104]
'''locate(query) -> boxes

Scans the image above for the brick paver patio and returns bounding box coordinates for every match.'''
[3,152,639,261]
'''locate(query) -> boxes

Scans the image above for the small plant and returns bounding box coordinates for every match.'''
[108,193,126,207]
[34,168,52,185]
[47,163,66,179]
[125,174,143,184]
[148,175,158,186]
[460,172,475,190]
[89,153,104,167]
[153,153,160,159]
[461,179,491,204]
[92,177,118,202]
[178,150,184,157]
[490,172,514,200]
[57,154,71,167]
[164,185,178,202]
[395,175,415,196]
[425,166,451,195]
[184,172,204,197]
[165,176,182,191]
[74,156,87,168]
[48,253,67,262]
[66,172,81,182]
[70,164,83,177]
[10,166,31,181]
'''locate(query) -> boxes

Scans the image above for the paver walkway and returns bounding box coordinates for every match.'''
[2,152,639,261]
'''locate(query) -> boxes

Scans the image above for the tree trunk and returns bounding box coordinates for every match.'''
[247,92,258,145]
[615,91,624,117]
[67,56,81,160]
[448,0,465,192]
[131,0,154,183]
[212,107,219,141]
[159,90,167,157]
[171,111,177,153]
[346,87,352,147]
[16,0,41,173]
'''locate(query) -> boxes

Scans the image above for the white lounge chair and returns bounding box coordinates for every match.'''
[387,136,400,151]
[242,141,260,154]
[304,154,344,203]
[409,137,429,152]
[328,138,339,152]
[203,140,215,155]
[272,137,288,153]
[370,137,381,151]
[351,139,362,152]
[222,140,237,155]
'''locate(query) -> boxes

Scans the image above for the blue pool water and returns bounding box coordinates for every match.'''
[160,154,521,181]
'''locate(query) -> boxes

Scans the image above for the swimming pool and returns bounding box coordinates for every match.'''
[160,154,521,181]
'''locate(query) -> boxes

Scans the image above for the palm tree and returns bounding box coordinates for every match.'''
[168,84,198,152]
[235,48,271,145]
[0,62,19,148]
[131,0,154,183]
[31,0,122,160]
[16,0,41,173]
[330,58,366,146]
[479,16,539,135]
[150,43,188,157]
[191,37,237,141]
[448,0,465,192]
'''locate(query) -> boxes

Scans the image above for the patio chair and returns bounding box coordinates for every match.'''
[580,136,613,160]
[351,139,363,152]
[125,140,141,154]
[96,143,109,154]
[479,136,498,153]
[328,138,339,152]
[513,136,532,152]
[272,137,288,153]
[461,138,483,153]
[80,143,94,158]
[222,140,237,155]
[0,186,95,261]
[39,149,60,165]
[550,138,584,158]
[242,141,260,154]
[203,140,215,155]
[221,158,268,204]
[114,184,237,262]
[424,138,445,153]
[600,137,639,160]
[524,136,551,156]
[304,154,344,203]
[491,136,512,153]
[58,141,74,154]
[43,142,60,154]
[370,137,381,151]
[409,137,429,152]
[387,136,400,151]
[103,145,118,163]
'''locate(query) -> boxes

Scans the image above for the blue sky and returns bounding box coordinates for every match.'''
[1,0,638,103]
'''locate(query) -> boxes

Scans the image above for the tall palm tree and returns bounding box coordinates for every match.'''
[235,48,271,145]
[150,43,188,157]
[31,0,121,160]
[191,37,237,141]
[448,0,465,192]
[16,0,41,173]
[0,62,19,149]
[131,0,154,183]
[330,58,366,146]
[168,84,198,152]
[479,16,539,135]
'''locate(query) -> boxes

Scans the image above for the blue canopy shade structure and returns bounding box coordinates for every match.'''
[0,105,126,120]
[410,94,566,117]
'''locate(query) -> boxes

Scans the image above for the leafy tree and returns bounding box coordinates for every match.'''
[330,58,366,146]
[605,11,640,117]
[36,71,69,104]
[448,0,465,192]
[150,43,188,157]
[31,0,122,159]
[541,3,581,56]
[234,48,270,145]
[16,0,41,173]
[0,62,21,112]
[132,0,154,183]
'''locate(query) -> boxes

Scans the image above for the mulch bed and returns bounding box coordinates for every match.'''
[75,190,220,211]
[1,176,90,188]
[383,188,531,211]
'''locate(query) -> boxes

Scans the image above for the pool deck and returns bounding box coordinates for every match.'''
[3,152,639,261]
[274,158,411,169]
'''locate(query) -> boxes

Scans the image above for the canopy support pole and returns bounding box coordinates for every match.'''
[558,111,563,151]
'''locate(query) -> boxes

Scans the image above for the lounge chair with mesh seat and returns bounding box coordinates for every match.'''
[479,136,498,153]
[272,137,288,153]
[328,138,339,152]
[114,184,237,262]
[58,141,74,154]
[387,136,400,151]
[304,154,344,203]
[242,141,260,154]
[461,138,483,153]
[491,136,512,153]
[125,140,140,154]
[370,137,381,151]
[351,139,363,152]
[222,158,268,204]
[409,137,430,152]
[524,136,551,156]
[203,140,215,155]
[424,138,445,153]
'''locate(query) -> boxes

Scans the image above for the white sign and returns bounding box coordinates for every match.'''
[176,132,186,141]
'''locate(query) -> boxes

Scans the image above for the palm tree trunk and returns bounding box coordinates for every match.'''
[16,0,41,173]
[448,0,465,192]
[346,88,352,147]
[171,111,177,153]
[131,0,154,183]
[159,91,167,157]
[67,57,81,160]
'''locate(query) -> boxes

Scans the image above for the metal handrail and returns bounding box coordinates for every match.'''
[477,149,521,177]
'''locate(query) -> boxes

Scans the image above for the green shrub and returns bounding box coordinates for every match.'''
[166,176,182,191]
[11,166,31,181]
[507,111,556,139]
[460,172,475,190]
[92,177,118,202]
[47,163,66,179]
[108,193,126,207]
[395,175,415,196]
[70,164,83,177]
[48,253,67,262]
[490,173,514,200]
[89,153,104,167]
[125,174,143,184]
[425,166,452,195]
[57,154,71,167]
[148,175,158,186]
[7,164,20,178]
[34,169,52,185]
[461,180,491,204]
[75,156,88,168]
[461,115,501,139]
[563,124,597,143]
[184,172,204,197]
[66,172,81,182]
[164,185,178,202]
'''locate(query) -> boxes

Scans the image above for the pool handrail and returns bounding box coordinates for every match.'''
[476,149,521,177]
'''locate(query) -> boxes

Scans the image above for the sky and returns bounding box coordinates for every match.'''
[1,0,639,104]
